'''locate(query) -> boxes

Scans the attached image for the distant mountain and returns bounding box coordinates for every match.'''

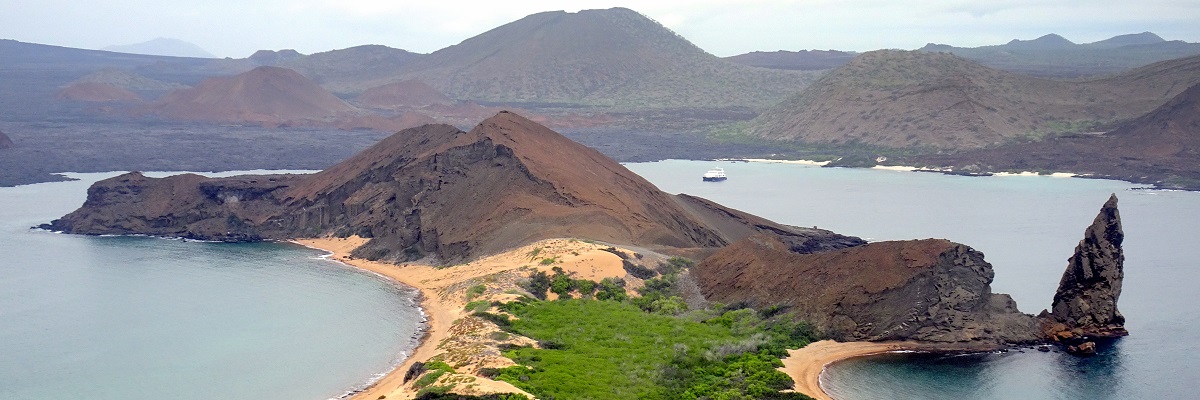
[103,38,216,58]
[918,32,1200,77]
[248,49,304,65]
[276,45,425,94]
[370,7,817,108]
[1003,33,1076,49]
[1087,32,1165,49]
[152,66,355,125]
[724,50,857,70]
[746,51,1200,150]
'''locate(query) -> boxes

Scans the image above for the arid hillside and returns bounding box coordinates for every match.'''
[911,83,1200,189]
[354,8,819,109]
[355,80,453,109]
[57,82,141,102]
[746,51,1200,150]
[152,66,356,125]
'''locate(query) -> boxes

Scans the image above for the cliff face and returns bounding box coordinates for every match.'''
[696,236,1041,345]
[45,112,862,264]
[1045,194,1128,338]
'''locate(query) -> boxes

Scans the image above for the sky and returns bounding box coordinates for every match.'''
[2,0,1198,58]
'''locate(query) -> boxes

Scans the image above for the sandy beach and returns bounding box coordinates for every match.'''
[295,236,635,400]
[779,340,921,400]
[740,158,830,166]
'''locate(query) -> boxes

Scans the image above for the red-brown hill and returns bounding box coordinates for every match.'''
[45,112,863,263]
[355,80,453,109]
[57,82,142,102]
[152,66,356,125]
[696,235,1041,345]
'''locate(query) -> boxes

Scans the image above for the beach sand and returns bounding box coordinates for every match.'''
[742,158,830,166]
[779,340,920,400]
[296,236,634,400]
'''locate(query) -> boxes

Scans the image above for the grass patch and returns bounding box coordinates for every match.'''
[492,299,817,399]
[465,284,487,300]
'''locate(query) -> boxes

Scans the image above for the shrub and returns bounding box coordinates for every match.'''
[465,284,486,300]
[519,271,551,300]
[595,278,628,302]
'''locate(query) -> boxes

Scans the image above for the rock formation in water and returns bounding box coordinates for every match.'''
[696,236,1041,346]
[1041,194,1128,353]
[44,112,862,264]
[0,130,13,149]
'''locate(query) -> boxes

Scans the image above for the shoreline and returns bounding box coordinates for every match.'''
[295,236,632,399]
[294,237,459,400]
[779,340,922,400]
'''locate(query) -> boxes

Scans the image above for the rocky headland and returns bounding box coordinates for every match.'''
[44,112,1129,398]
[43,112,861,264]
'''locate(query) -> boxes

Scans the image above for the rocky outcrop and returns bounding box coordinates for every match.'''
[1041,194,1128,353]
[695,236,1041,345]
[44,112,863,264]
[0,130,13,149]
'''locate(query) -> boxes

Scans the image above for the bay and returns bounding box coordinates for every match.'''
[627,160,1200,399]
[0,172,424,400]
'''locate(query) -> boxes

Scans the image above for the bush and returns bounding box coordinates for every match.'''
[595,278,628,302]
[465,284,486,300]
[519,271,551,300]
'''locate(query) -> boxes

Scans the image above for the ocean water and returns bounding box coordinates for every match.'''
[627,160,1200,399]
[0,172,425,400]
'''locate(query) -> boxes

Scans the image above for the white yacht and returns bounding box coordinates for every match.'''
[702,167,727,182]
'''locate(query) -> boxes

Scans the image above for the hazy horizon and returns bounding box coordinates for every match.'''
[2,1,1198,58]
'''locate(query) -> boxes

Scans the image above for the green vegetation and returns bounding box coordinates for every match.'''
[465,284,487,300]
[415,393,529,400]
[413,361,456,390]
[482,261,819,400]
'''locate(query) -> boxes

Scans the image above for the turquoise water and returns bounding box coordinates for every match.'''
[0,172,424,400]
[627,160,1200,399]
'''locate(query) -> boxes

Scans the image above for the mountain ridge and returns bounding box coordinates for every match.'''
[745,50,1200,150]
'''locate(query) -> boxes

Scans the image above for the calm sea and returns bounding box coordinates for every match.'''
[0,172,424,400]
[5,163,1196,399]
[627,160,1199,400]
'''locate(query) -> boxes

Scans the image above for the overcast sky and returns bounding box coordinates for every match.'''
[2,0,1197,58]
